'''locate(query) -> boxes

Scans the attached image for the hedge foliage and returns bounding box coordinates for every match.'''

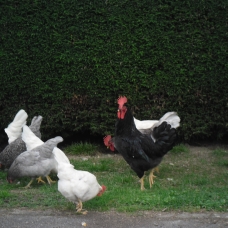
[0,0,228,142]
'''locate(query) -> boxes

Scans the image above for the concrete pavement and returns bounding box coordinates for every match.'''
[1,208,228,228]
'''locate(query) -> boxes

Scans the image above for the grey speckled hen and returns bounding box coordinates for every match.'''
[7,136,63,188]
[0,116,43,169]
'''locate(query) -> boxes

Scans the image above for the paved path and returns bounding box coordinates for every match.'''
[1,209,228,228]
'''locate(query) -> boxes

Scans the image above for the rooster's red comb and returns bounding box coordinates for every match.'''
[103,135,111,146]
[117,96,127,109]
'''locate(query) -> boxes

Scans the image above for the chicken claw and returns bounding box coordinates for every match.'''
[36,176,46,184]
[46,175,56,185]
[23,179,34,188]
[78,210,88,215]
[149,169,157,188]
[76,200,88,215]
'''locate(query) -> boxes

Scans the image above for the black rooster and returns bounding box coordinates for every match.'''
[104,96,180,190]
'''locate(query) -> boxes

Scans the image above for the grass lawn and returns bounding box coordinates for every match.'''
[0,143,228,213]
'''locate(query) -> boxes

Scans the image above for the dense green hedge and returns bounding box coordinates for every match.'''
[0,0,228,142]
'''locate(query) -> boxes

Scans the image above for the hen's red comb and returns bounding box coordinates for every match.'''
[102,185,107,192]
[117,96,127,109]
[97,185,107,196]
[103,135,111,146]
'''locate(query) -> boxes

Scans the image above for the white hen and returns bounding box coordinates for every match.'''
[54,152,106,214]
[21,125,70,184]
[4,109,28,144]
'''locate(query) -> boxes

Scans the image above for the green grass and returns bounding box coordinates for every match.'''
[0,144,228,213]
[212,149,228,167]
[212,148,228,157]
[170,144,190,154]
[63,142,98,156]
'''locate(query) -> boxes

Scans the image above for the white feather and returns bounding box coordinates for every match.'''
[134,111,180,132]
[134,117,158,130]
[52,147,70,173]
[22,125,43,151]
[152,112,180,129]
[5,110,28,144]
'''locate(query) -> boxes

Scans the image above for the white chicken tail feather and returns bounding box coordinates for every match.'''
[134,117,158,130]
[5,109,28,144]
[154,112,180,129]
[22,125,44,151]
[53,147,70,164]
[53,148,71,173]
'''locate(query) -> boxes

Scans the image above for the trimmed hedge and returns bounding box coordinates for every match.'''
[0,0,228,142]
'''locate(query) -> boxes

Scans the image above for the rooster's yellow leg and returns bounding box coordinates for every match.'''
[149,169,157,188]
[24,179,34,188]
[46,175,56,185]
[36,176,46,184]
[140,176,146,191]
[76,200,87,215]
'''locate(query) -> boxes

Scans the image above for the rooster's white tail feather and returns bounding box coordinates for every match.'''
[134,117,158,130]
[154,112,180,129]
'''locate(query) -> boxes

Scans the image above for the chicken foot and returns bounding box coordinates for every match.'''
[24,179,34,188]
[149,169,157,188]
[24,177,45,188]
[36,176,55,185]
[36,176,46,184]
[76,200,88,215]
[46,175,56,185]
